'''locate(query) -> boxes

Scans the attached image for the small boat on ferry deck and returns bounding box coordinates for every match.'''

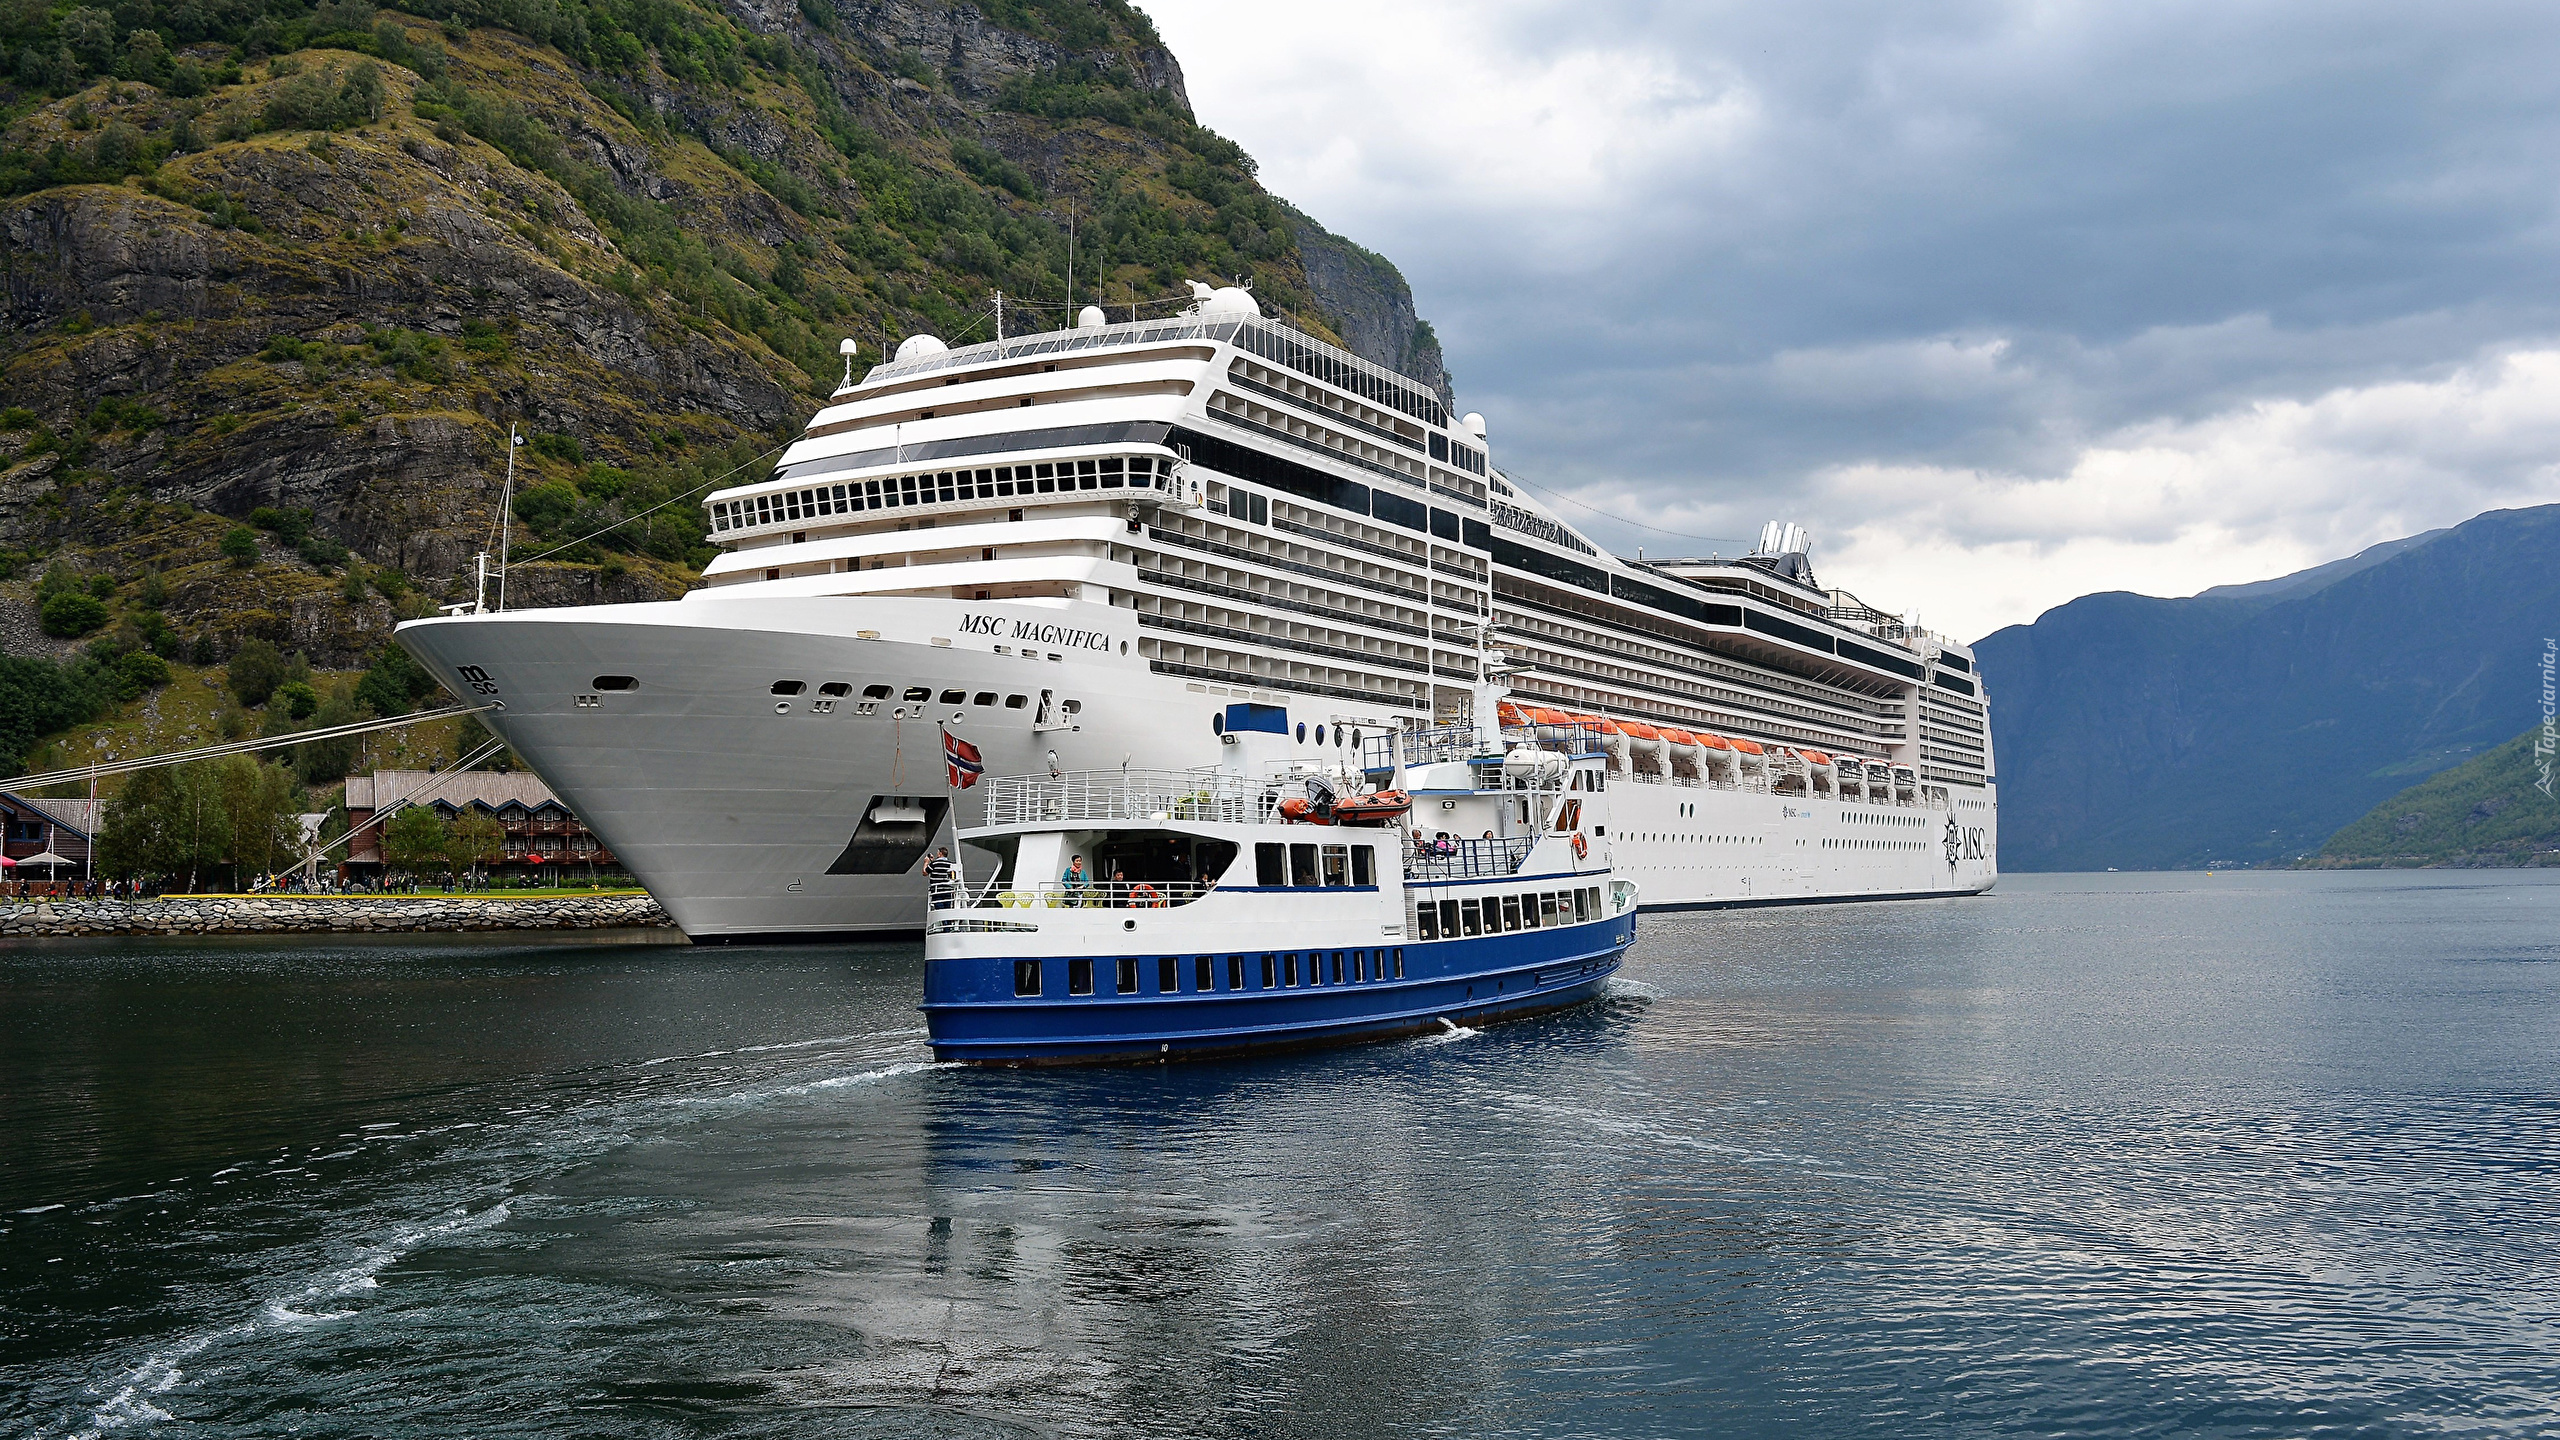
[919,700,1636,1064]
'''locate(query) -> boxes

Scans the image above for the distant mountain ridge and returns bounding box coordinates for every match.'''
[1974,503,2560,871]
[2309,725,2560,867]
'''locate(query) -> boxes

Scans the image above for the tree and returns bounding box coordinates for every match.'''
[221,525,258,566]
[292,682,366,786]
[227,637,288,707]
[447,810,505,887]
[355,643,442,715]
[382,803,450,883]
[211,754,302,888]
[98,756,299,890]
[39,591,106,637]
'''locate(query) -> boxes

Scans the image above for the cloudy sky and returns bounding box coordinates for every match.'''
[1140,0,2560,640]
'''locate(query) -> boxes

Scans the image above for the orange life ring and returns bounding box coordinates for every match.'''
[1130,882,1165,908]
[1571,832,1589,860]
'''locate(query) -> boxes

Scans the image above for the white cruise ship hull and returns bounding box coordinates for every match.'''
[398,594,1996,941]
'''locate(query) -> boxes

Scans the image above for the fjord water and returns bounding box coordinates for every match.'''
[5,872,2557,1438]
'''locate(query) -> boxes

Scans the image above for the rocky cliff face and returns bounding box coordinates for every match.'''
[0,0,1447,671]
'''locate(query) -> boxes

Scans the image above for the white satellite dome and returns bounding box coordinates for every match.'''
[1077,305,1108,329]
[1201,285,1261,318]
[894,334,948,362]
[1461,412,1486,439]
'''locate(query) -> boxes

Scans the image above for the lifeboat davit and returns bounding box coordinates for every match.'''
[1333,790,1413,827]
[1616,719,1668,774]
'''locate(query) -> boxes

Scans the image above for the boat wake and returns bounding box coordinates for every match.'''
[1418,1017,1483,1047]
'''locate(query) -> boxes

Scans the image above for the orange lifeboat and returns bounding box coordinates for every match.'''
[1800,749,1833,767]
[1695,732,1734,751]
[1334,790,1413,827]
[1728,738,1765,756]
[1530,706,1577,725]
[1658,727,1698,745]
[1497,701,1531,726]
[1617,719,1662,740]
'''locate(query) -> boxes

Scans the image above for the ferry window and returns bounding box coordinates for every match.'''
[1502,896,1522,931]
[1306,951,1323,985]
[1461,899,1482,937]
[940,473,958,503]
[1416,905,1438,940]
[1158,957,1179,993]
[1069,959,1094,995]
[1005,694,1028,708]
[1116,957,1140,995]
[1351,847,1374,886]
[1078,459,1099,489]
[1439,899,1459,936]
[771,680,806,696]
[1014,960,1042,997]
[1260,954,1276,988]
[1330,952,1345,984]
[862,684,893,700]
[1520,895,1539,930]
[819,682,851,697]
[1295,722,1306,742]
[831,484,849,511]
[594,675,638,691]
[1314,725,1326,746]
[1256,843,1285,886]
[1212,713,1225,736]
[1132,456,1155,476]
[1284,953,1299,986]
[863,479,881,509]
[939,689,966,704]
[1321,845,1349,886]
[1101,458,1125,487]
[1572,889,1590,922]
[1036,465,1056,494]
[971,691,996,706]
[1289,844,1318,887]
[1226,955,1243,990]
[1393,947,1405,979]
[1541,893,1559,925]
[1195,956,1213,992]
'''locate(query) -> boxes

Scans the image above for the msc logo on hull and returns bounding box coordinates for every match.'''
[956,613,1112,651]
[1943,816,1989,865]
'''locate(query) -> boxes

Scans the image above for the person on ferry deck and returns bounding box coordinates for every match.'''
[924,848,954,906]
[1062,855,1089,906]
[1109,867,1129,907]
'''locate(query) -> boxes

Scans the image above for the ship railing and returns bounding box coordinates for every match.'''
[944,878,1216,913]
[1402,833,1540,880]
[979,770,1262,826]
[1370,722,1603,773]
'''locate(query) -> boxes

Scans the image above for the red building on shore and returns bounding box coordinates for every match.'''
[342,770,621,882]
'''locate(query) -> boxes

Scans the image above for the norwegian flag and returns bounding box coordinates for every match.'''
[942,727,984,789]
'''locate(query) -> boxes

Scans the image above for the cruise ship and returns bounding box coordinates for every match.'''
[395,286,1997,940]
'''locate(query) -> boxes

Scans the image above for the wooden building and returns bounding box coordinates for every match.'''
[0,792,98,871]
[342,770,621,880]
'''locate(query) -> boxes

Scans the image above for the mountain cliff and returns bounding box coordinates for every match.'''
[2309,724,2560,867]
[1974,504,2560,871]
[0,0,1447,684]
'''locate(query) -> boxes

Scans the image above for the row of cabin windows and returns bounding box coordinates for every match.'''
[711,456,1163,532]
[762,680,1081,719]
[1252,842,1376,887]
[1413,886,1601,941]
[1018,947,1410,998]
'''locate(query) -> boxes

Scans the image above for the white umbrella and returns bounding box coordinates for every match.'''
[17,851,73,870]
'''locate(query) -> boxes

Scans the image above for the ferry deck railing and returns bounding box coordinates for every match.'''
[1402,833,1540,880]
[979,770,1263,826]
[1365,722,1602,774]
[933,878,1216,915]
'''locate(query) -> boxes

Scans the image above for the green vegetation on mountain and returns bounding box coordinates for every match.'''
[2308,726,2560,867]
[0,0,1449,780]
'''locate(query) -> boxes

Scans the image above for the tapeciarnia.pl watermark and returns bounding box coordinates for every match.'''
[2538,637,2557,799]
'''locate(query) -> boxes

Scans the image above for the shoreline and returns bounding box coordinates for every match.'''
[0,893,674,937]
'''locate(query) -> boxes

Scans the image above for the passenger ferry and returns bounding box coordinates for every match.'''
[920,691,1634,1063]
[395,284,1996,941]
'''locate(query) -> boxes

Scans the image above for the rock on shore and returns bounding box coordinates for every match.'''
[0,893,671,936]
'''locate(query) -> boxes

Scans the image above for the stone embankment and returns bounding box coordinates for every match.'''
[0,894,673,937]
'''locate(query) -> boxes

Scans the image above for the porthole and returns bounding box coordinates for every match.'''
[1212,713,1225,736]
[1314,725,1325,746]
[818,681,851,697]
[1120,640,1129,655]
[593,675,638,691]
[1005,694,1029,709]
[770,680,806,696]
[1296,722,1306,742]
[1061,699,1083,715]
[972,691,997,706]
[903,686,930,701]
[939,689,966,704]
[862,684,893,700]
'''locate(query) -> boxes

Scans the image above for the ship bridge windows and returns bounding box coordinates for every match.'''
[710,456,1164,535]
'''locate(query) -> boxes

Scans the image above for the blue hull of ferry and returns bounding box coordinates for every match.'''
[921,916,1636,1065]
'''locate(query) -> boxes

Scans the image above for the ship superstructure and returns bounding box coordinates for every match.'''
[396,288,1996,940]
